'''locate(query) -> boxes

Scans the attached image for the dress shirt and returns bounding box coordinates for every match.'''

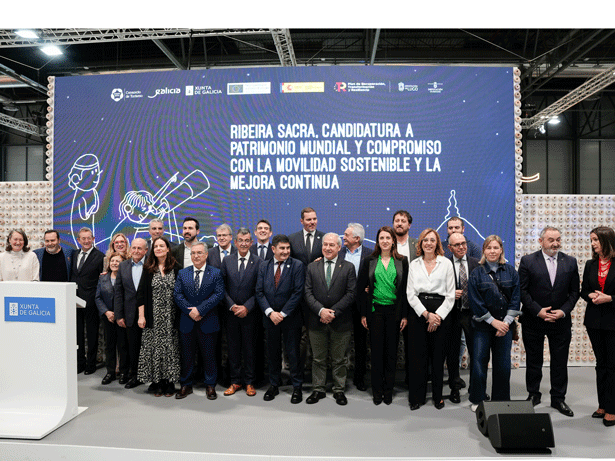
[264,258,288,318]
[219,246,231,260]
[0,250,40,281]
[397,238,411,261]
[257,243,269,259]
[237,251,251,271]
[77,247,93,269]
[131,258,144,289]
[407,255,456,319]
[183,243,193,268]
[344,246,362,275]
[193,264,206,289]
[540,250,565,317]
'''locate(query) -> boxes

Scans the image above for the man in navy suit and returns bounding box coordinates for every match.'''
[220,227,262,397]
[114,238,148,388]
[251,219,274,260]
[288,207,324,266]
[70,227,105,374]
[33,229,73,282]
[446,232,480,403]
[519,226,580,417]
[339,222,373,391]
[256,234,306,404]
[173,241,225,400]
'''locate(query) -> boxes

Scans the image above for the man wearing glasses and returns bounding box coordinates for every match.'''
[446,232,480,403]
[442,217,482,260]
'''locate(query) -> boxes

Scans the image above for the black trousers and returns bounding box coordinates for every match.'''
[522,323,571,402]
[77,303,100,369]
[226,311,258,385]
[124,321,142,377]
[445,308,474,389]
[369,304,399,398]
[407,311,449,405]
[352,305,368,383]
[102,315,128,374]
[586,327,615,414]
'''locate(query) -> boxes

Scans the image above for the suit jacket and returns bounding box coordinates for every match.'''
[449,255,480,310]
[250,242,274,261]
[255,256,305,328]
[357,254,409,322]
[70,247,105,307]
[95,272,115,316]
[581,257,615,331]
[338,245,373,275]
[34,244,73,281]
[207,245,237,269]
[304,258,356,332]
[114,258,142,327]
[519,250,580,330]
[289,230,325,266]
[221,252,261,314]
[173,264,225,334]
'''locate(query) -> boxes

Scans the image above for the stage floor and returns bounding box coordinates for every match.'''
[0,367,613,460]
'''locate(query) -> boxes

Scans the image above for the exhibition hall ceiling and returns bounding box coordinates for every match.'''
[1,28,615,132]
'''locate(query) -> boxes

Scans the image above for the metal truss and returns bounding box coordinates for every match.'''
[270,29,296,67]
[522,64,615,131]
[0,112,44,136]
[0,29,270,48]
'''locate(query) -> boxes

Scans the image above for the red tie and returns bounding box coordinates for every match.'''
[274,261,282,288]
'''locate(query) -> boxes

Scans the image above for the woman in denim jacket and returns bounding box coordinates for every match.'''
[467,235,520,411]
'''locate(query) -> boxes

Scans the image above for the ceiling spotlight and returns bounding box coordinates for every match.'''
[548,116,560,125]
[15,29,39,39]
[2,104,19,112]
[41,45,63,56]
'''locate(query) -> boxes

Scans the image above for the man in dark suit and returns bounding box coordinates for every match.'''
[256,234,306,404]
[519,226,580,417]
[220,227,262,397]
[173,241,225,400]
[288,207,324,266]
[339,222,373,391]
[305,233,356,405]
[442,217,482,260]
[70,227,105,374]
[446,232,480,403]
[171,217,201,269]
[33,229,73,282]
[146,219,177,253]
[114,237,148,388]
[251,219,274,260]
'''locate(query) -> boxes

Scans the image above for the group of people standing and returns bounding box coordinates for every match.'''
[2,212,614,426]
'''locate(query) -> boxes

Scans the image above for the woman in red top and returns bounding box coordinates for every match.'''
[581,226,615,427]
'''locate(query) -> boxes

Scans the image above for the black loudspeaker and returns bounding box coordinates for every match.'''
[487,413,555,452]
[476,400,534,436]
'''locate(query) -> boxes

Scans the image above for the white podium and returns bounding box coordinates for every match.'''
[0,282,87,439]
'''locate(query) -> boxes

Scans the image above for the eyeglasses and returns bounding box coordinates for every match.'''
[450,242,467,248]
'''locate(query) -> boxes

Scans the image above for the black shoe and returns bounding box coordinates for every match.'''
[383,393,393,405]
[373,394,383,405]
[435,400,445,410]
[449,377,466,389]
[118,374,129,385]
[101,373,116,385]
[410,402,421,410]
[125,377,142,389]
[354,380,367,392]
[592,409,606,419]
[77,365,86,374]
[450,389,461,404]
[551,401,574,417]
[84,366,96,375]
[526,393,541,406]
[291,388,303,404]
[263,386,279,401]
[306,391,326,404]
[604,415,615,427]
[333,392,348,406]
[147,382,160,393]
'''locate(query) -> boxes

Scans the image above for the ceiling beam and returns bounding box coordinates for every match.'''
[0,62,47,95]
[270,29,296,67]
[0,112,44,136]
[152,39,186,70]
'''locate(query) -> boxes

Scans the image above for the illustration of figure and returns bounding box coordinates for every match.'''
[436,190,485,242]
[68,153,102,246]
[107,170,211,245]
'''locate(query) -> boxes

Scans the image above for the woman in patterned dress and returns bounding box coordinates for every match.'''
[136,237,181,397]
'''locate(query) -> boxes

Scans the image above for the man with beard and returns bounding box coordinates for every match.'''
[34,229,73,281]
[172,217,203,269]
[519,227,579,417]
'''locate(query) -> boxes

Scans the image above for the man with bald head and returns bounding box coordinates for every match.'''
[115,237,148,388]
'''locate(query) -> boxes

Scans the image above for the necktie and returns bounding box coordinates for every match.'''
[326,260,332,288]
[222,249,228,259]
[459,259,468,309]
[239,257,246,280]
[259,245,265,259]
[548,257,556,286]
[305,233,312,258]
[274,261,282,288]
[194,269,202,291]
[78,251,87,271]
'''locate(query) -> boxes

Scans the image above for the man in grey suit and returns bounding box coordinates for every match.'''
[304,233,356,405]
[114,238,148,388]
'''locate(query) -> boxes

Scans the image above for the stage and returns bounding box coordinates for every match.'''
[0,367,612,460]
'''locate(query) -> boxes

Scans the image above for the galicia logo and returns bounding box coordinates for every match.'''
[9,302,18,316]
[148,87,181,99]
[110,88,124,102]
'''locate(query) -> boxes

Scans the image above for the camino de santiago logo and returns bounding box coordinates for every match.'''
[5,297,56,323]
